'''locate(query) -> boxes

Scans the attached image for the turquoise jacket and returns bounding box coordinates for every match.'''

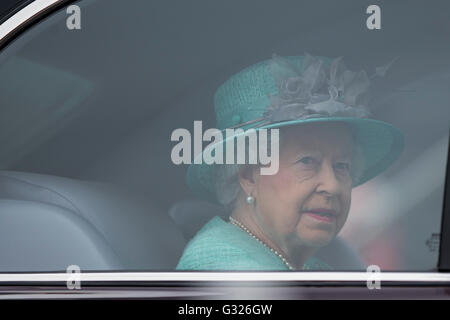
[176,216,332,271]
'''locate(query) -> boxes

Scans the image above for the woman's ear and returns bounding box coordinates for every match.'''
[238,165,259,197]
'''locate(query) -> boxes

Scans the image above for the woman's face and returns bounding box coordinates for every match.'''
[251,122,354,249]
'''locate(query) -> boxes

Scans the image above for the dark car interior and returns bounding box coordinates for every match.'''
[0,0,448,272]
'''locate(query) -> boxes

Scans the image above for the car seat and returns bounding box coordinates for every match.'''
[0,170,186,272]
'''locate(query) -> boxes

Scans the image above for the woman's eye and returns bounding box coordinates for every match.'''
[297,157,316,165]
[335,162,350,172]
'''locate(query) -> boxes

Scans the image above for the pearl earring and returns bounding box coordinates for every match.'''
[246,195,255,204]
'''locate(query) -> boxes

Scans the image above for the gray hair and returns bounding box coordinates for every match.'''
[214,133,365,208]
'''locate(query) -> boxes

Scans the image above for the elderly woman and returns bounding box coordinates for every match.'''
[176,54,404,270]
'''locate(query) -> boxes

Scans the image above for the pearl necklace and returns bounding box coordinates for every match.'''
[229,216,294,270]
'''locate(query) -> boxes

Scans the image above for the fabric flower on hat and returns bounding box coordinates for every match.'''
[263,53,394,123]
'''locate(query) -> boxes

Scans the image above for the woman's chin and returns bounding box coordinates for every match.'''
[296,215,337,246]
[297,229,335,248]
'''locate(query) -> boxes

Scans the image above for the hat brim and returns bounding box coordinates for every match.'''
[186,117,405,203]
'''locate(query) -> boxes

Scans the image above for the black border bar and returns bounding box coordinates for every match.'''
[438,131,450,271]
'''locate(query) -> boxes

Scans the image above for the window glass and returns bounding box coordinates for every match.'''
[0,0,448,272]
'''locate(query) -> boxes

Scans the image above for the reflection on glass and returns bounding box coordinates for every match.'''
[0,0,448,273]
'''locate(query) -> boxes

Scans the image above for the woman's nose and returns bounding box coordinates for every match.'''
[315,161,340,196]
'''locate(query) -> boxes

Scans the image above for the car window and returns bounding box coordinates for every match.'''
[0,0,448,272]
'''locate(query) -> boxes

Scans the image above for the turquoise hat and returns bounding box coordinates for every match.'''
[187,54,405,202]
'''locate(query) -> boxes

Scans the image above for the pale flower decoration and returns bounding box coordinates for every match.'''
[260,53,395,123]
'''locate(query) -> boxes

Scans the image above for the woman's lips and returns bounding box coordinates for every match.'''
[305,212,336,223]
[302,208,338,223]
